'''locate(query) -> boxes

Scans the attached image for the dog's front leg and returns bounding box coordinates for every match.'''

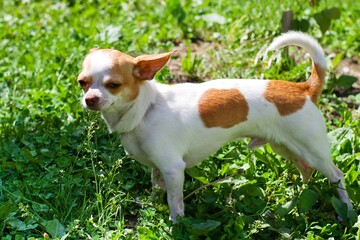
[158,162,186,223]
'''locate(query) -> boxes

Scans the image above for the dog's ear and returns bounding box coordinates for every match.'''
[133,51,175,80]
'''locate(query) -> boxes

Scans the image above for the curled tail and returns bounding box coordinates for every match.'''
[267,31,327,102]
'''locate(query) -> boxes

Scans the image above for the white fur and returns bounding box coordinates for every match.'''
[81,51,119,111]
[267,31,326,68]
[87,50,114,79]
[79,32,353,223]
[102,81,157,133]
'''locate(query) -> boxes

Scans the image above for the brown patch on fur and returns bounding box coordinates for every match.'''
[199,88,249,128]
[91,49,140,101]
[78,49,140,100]
[264,81,310,116]
[106,50,173,100]
[78,49,173,101]
[108,50,140,100]
[77,57,93,92]
[307,63,326,103]
[264,64,326,116]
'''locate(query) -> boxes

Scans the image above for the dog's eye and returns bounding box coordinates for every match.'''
[105,82,121,89]
[78,79,87,87]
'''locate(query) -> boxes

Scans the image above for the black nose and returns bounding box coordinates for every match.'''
[85,96,99,107]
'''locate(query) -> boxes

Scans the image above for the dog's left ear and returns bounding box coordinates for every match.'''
[133,51,175,80]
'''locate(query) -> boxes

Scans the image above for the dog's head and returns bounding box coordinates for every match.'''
[77,48,173,111]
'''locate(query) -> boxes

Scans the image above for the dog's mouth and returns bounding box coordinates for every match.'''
[83,99,113,112]
[85,105,102,111]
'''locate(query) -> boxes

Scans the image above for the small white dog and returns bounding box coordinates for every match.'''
[77,32,353,222]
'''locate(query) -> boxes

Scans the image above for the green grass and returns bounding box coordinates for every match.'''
[0,0,359,239]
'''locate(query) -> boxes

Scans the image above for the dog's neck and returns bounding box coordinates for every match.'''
[101,81,158,133]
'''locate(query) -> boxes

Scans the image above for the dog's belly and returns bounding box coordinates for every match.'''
[183,146,225,168]
[182,127,251,168]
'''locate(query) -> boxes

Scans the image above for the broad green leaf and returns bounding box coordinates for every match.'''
[32,203,49,213]
[7,218,37,231]
[325,7,341,19]
[331,197,347,220]
[186,220,221,236]
[200,191,217,203]
[186,167,209,184]
[7,218,26,231]
[314,8,340,34]
[275,198,298,217]
[336,75,358,89]
[294,19,310,32]
[314,13,330,35]
[298,189,319,213]
[248,186,265,197]
[45,219,66,238]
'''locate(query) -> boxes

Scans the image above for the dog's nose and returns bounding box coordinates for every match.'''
[85,96,99,107]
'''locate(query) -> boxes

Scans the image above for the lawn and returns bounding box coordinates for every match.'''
[0,0,359,239]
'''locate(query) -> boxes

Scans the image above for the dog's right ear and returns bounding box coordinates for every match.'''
[133,51,175,80]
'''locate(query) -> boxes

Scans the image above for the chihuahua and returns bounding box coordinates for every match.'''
[77,32,353,222]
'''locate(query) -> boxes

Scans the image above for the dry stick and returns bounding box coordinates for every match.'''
[184,168,245,201]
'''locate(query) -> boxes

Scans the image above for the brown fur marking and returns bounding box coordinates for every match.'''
[264,64,325,116]
[264,81,310,116]
[108,50,140,100]
[307,63,326,103]
[77,57,93,92]
[78,49,173,101]
[199,88,249,128]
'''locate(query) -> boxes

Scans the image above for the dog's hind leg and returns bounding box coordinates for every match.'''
[249,138,314,183]
[300,141,352,210]
[332,168,352,210]
[269,141,314,183]
[310,159,353,210]
[248,137,268,150]
[276,130,353,210]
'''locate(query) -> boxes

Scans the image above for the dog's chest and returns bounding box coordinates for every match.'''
[120,133,156,168]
